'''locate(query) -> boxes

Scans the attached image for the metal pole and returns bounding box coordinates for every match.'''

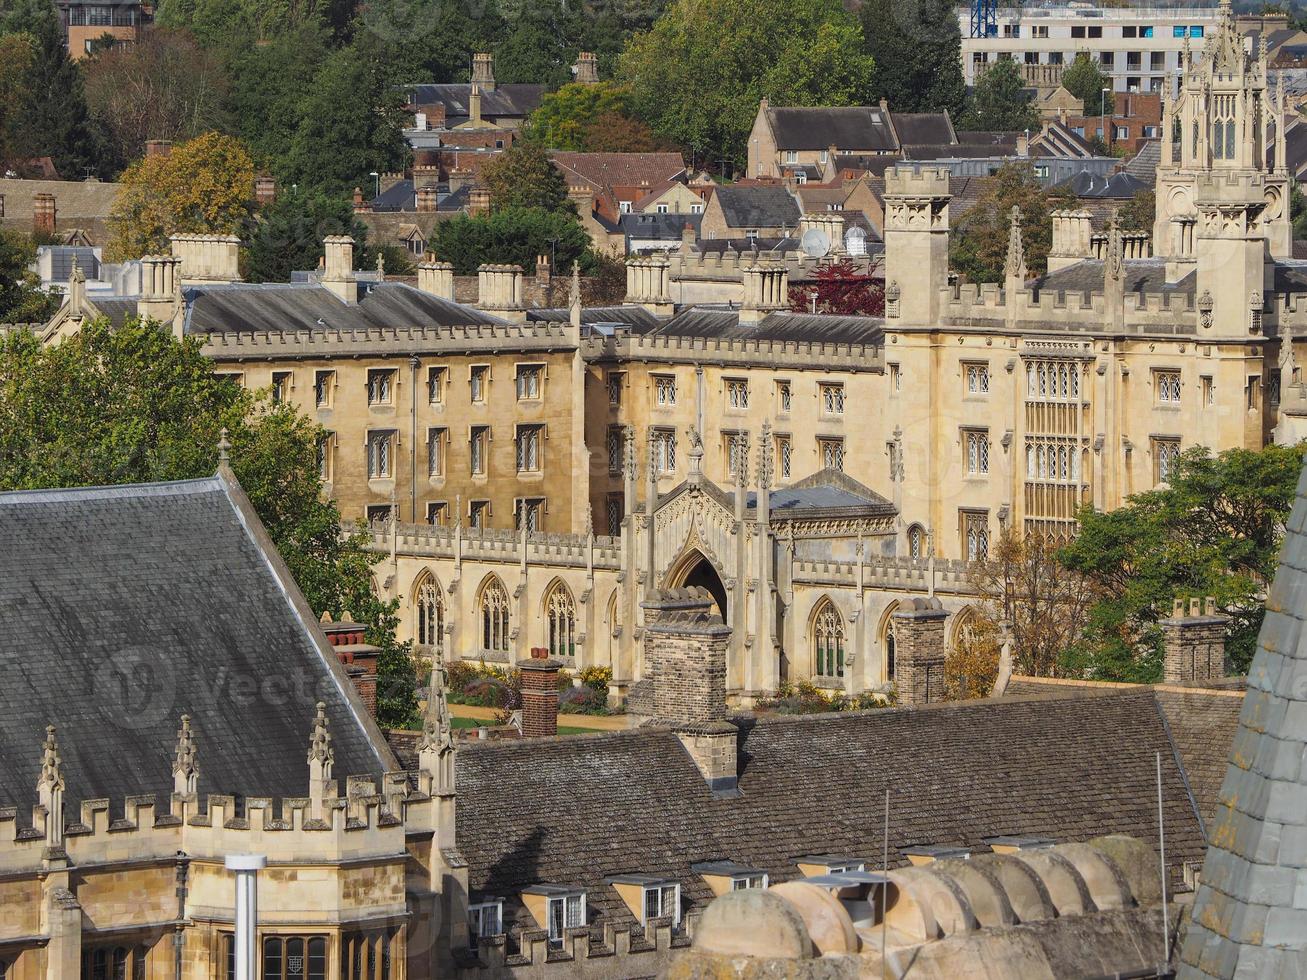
[1157,751,1170,970]
[882,786,890,980]
[225,854,267,980]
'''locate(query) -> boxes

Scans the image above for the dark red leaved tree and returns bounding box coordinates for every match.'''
[788,259,884,316]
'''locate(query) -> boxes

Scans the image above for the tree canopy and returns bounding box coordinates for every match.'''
[244,186,371,283]
[0,319,419,726]
[1062,53,1115,117]
[950,163,1071,283]
[107,131,255,260]
[1059,443,1306,680]
[959,59,1038,132]
[428,206,592,276]
[527,80,664,153]
[479,142,575,213]
[860,0,964,118]
[0,228,59,322]
[618,0,875,170]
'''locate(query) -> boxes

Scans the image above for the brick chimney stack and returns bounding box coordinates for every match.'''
[518,647,561,737]
[468,187,491,216]
[1161,597,1230,684]
[254,174,276,205]
[145,139,172,158]
[643,588,738,795]
[321,615,380,717]
[892,597,949,706]
[574,51,599,84]
[416,185,438,212]
[32,192,56,236]
[471,52,497,92]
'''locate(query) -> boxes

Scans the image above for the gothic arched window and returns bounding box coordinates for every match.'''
[479,578,510,655]
[813,598,845,679]
[416,575,444,656]
[545,582,577,660]
[907,524,925,559]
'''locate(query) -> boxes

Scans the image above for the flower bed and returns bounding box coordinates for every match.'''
[754,681,896,715]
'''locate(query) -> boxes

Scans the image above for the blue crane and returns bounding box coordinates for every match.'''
[971,0,999,38]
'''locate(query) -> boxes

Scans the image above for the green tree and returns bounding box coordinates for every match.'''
[950,163,1066,282]
[618,0,875,170]
[1292,182,1307,240]
[0,33,32,168]
[107,131,255,260]
[1059,444,1306,680]
[959,59,1038,131]
[282,45,409,197]
[428,206,592,275]
[860,0,964,118]
[1062,53,1115,116]
[0,228,59,322]
[529,80,634,150]
[0,318,419,725]
[1117,188,1155,232]
[245,187,370,283]
[479,141,575,213]
[1,0,103,178]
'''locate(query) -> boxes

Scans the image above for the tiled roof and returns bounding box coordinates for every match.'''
[1056,169,1150,199]
[1124,140,1162,185]
[1033,258,1197,299]
[0,475,391,813]
[550,152,687,191]
[649,308,884,345]
[454,690,1209,935]
[1155,689,1243,834]
[891,112,956,147]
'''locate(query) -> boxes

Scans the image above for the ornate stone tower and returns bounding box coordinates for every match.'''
[883,166,951,326]
[1154,0,1289,323]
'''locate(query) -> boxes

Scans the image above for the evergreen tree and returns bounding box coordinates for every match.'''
[428,207,591,275]
[0,228,58,322]
[959,59,1038,132]
[245,187,371,283]
[1,0,103,178]
[479,142,574,213]
[860,0,964,118]
[1062,53,1115,116]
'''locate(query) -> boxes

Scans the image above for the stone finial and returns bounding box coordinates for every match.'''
[1106,216,1124,283]
[173,714,199,797]
[569,261,581,313]
[1004,206,1026,281]
[36,725,65,848]
[733,434,749,488]
[38,725,63,795]
[418,661,457,795]
[376,250,386,280]
[307,702,334,769]
[217,427,231,465]
[758,420,773,489]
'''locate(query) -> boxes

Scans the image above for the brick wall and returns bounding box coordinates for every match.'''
[1161,598,1229,684]
[519,649,561,737]
[644,590,730,726]
[892,599,948,707]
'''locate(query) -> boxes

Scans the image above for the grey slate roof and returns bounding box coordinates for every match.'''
[1056,169,1149,199]
[766,106,898,151]
[407,83,545,123]
[454,690,1208,935]
[371,179,415,212]
[0,475,391,816]
[1033,258,1197,299]
[712,185,801,229]
[183,281,502,334]
[527,306,660,333]
[619,212,702,241]
[1124,140,1162,185]
[746,469,896,518]
[1180,460,1307,976]
[649,308,884,345]
[892,112,957,147]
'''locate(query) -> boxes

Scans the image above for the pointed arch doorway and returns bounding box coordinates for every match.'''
[665,549,728,621]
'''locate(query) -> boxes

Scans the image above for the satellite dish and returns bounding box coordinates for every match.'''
[800,228,830,258]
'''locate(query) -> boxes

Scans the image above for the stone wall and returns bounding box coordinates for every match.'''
[892,598,948,707]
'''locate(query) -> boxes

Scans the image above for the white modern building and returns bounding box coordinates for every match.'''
[958,4,1222,93]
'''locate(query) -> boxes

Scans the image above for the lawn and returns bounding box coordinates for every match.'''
[450,716,591,736]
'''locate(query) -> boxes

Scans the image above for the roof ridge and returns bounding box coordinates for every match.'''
[0,475,224,503]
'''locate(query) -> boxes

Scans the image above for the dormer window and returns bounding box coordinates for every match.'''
[606,874,682,927]
[521,885,587,948]
[468,899,504,948]
[796,854,867,877]
[693,861,768,895]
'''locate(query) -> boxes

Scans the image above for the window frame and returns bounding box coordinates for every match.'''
[367,429,395,479]
[819,381,845,415]
[367,368,395,406]
[1155,369,1182,405]
[964,428,990,476]
[427,426,446,478]
[469,900,504,947]
[516,424,543,473]
[546,892,587,947]
[470,425,490,477]
[653,373,678,407]
[818,436,845,472]
[515,363,544,401]
[271,370,292,405]
[427,365,446,405]
[725,377,750,410]
[964,361,990,395]
[651,427,677,474]
[469,364,489,404]
[314,369,334,408]
[642,883,681,927]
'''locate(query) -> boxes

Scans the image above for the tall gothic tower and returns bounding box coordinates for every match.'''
[1153,0,1289,331]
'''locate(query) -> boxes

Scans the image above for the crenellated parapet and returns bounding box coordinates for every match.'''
[460,917,693,977]
[936,277,1199,336]
[0,708,446,877]
[371,521,623,569]
[791,554,978,595]
[198,321,578,360]
[619,329,884,371]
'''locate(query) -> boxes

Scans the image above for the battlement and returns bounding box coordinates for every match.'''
[938,276,1199,335]
[666,247,875,280]
[370,521,622,569]
[620,328,884,371]
[199,321,577,359]
[792,553,978,594]
[460,916,694,978]
[883,165,951,198]
[1195,170,1274,204]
